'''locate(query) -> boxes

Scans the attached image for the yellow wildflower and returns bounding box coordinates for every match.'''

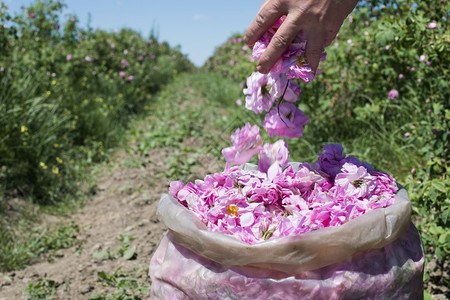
[56,157,63,164]
[39,162,47,170]
[52,166,59,175]
[21,125,28,133]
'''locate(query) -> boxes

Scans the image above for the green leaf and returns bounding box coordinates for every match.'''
[93,250,108,259]
[123,247,136,260]
[375,28,395,46]
[431,180,447,193]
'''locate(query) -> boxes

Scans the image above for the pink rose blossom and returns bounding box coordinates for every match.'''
[243,72,286,114]
[258,140,290,179]
[388,89,399,99]
[222,123,263,167]
[251,16,325,82]
[169,181,184,198]
[171,144,398,244]
[334,163,376,199]
[263,103,309,138]
[284,80,301,102]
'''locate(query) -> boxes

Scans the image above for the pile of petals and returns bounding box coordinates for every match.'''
[242,16,326,138]
[169,142,398,245]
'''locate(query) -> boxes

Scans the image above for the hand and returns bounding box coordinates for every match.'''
[244,0,359,74]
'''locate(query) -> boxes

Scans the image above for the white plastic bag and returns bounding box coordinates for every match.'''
[149,189,424,299]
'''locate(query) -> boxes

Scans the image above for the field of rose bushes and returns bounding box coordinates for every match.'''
[0,0,193,205]
[204,0,448,294]
[0,0,448,297]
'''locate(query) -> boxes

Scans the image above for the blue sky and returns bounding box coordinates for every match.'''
[5,0,263,66]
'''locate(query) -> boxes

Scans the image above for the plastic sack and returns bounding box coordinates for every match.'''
[149,189,424,299]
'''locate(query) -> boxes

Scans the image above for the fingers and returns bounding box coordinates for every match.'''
[257,14,302,73]
[244,0,284,48]
[305,28,325,74]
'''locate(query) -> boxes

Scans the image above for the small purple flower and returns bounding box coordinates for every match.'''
[128,75,134,81]
[66,54,72,61]
[398,74,404,79]
[388,89,399,99]
[121,59,128,68]
[119,71,125,77]
[236,99,242,106]
[428,21,437,29]
[419,55,426,62]
[404,132,410,137]
[85,56,92,62]
[30,12,35,19]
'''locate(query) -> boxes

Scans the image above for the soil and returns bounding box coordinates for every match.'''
[0,143,213,299]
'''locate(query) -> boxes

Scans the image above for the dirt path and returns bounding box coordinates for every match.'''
[0,147,168,299]
[0,75,226,299]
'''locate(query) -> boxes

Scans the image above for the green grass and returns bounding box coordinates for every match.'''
[0,221,80,271]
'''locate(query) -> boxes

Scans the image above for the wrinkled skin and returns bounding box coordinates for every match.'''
[245,0,359,74]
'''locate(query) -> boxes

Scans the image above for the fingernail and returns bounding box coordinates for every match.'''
[257,64,268,74]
